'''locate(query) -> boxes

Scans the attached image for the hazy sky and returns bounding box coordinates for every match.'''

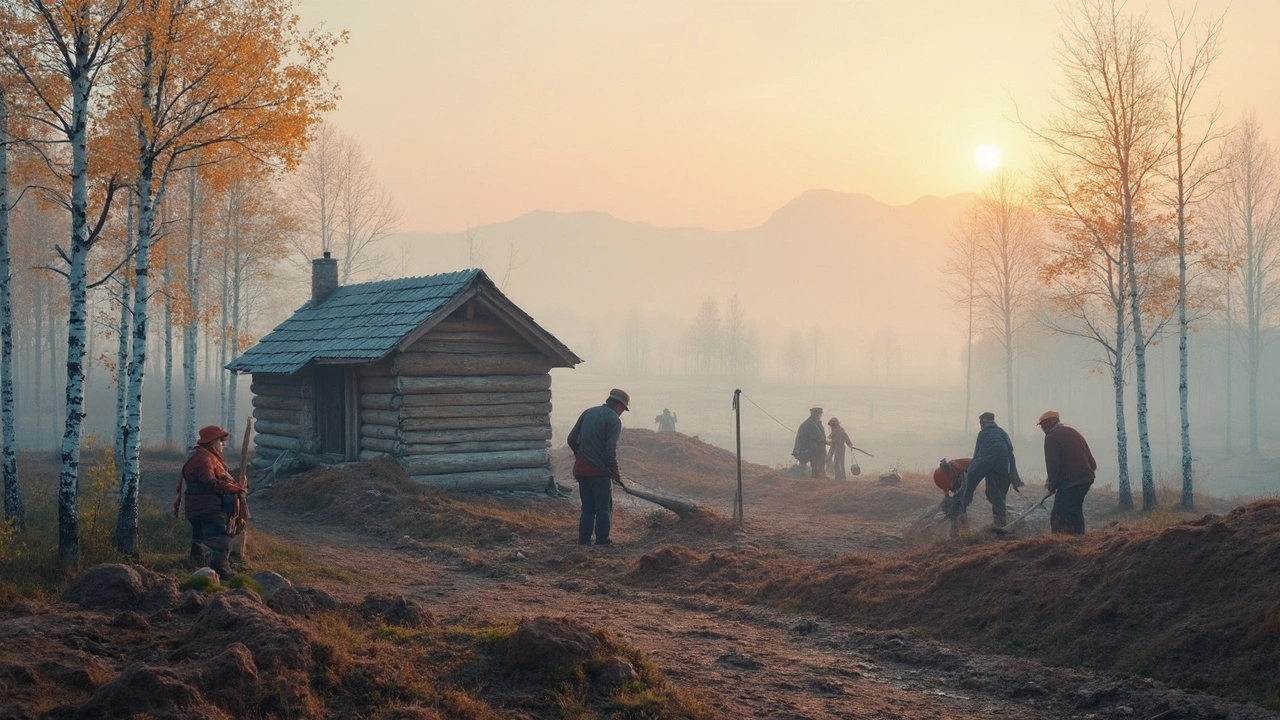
[297,0,1280,233]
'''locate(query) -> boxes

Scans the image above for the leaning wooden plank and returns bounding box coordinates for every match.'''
[253,420,302,439]
[402,439,550,455]
[394,402,552,419]
[399,449,550,475]
[359,409,400,426]
[255,433,302,451]
[361,437,402,454]
[400,414,549,431]
[399,390,552,408]
[397,374,551,395]
[406,467,553,491]
[391,352,553,376]
[252,394,305,412]
[399,427,553,444]
[360,424,402,441]
[250,382,309,398]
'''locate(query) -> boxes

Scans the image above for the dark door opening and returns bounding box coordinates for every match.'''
[314,367,346,457]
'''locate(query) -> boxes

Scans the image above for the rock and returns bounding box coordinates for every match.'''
[1117,706,1135,716]
[71,663,227,720]
[177,590,207,615]
[791,618,820,635]
[505,617,602,670]
[509,550,526,561]
[596,656,638,686]
[251,572,291,599]
[108,611,150,631]
[191,567,220,584]
[359,594,435,629]
[61,564,179,611]
[266,586,313,617]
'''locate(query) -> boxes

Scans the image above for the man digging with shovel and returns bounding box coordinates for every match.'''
[568,388,630,546]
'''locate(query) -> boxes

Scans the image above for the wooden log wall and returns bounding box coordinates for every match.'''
[354,309,560,491]
[251,372,309,461]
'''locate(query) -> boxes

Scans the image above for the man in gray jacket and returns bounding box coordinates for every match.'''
[961,411,1024,527]
[567,388,630,545]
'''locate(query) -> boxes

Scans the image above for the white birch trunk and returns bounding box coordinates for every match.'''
[219,194,231,430]
[0,87,23,528]
[1124,203,1156,511]
[59,64,94,566]
[183,165,200,449]
[115,195,134,464]
[227,200,243,448]
[1113,293,1133,512]
[163,206,174,449]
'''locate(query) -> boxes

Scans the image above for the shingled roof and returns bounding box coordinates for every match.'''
[227,268,581,375]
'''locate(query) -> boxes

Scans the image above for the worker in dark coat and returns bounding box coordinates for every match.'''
[792,407,828,478]
[961,412,1023,527]
[567,388,629,545]
[176,425,245,578]
[1038,411,1096,534]
[654,408,678,432]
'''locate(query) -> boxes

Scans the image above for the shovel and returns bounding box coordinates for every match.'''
[993,491,1054,535]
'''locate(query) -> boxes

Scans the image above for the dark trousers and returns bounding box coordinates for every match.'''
[963,469,1011,525]
[808,447,827,478]
[576,476,612,544]
[190,513,231,574]
[1050,483,1090,534]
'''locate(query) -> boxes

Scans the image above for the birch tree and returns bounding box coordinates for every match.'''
[111,0,339,556]
[1216,115,1280,457]
[1,0,130,565]
[1032,0,1169,511]
[1160,6,1223,508]
[0,80,22,528]
[944,210,981,436]
[289,120,398,283]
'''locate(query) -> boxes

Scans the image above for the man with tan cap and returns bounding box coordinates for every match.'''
[1038,411,1096,534]
[567,389,630,545]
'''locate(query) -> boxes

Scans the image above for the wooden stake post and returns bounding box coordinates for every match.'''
[733,389,744,525]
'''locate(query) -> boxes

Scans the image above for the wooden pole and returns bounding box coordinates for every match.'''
[733,389,743,526]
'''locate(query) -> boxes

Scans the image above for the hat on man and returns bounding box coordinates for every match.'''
[607,388,631,411]
[198,425,230,445]
[1036,410,1061,426]
[978,411,996,423]
[810,406,823,414]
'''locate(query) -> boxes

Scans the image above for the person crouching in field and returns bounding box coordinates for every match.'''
[174,425,245,578]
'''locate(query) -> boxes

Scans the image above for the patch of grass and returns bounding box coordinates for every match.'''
[374,624,420,645]
[178,575,225,593]
[226,573,264,596]
[241,531,363,585]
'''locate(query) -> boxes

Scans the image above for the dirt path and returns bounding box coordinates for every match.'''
[250,500,1276,720]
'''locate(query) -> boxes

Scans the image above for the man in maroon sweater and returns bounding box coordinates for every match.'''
[1037,411,1096,534]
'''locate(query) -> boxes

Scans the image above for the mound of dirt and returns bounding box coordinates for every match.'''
[267,457,575,547]
[554,428,941,522]
[627,499,1280,709]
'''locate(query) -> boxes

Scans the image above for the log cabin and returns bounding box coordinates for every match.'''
[227,253,582,491]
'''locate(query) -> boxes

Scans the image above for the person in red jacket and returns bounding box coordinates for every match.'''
[176,425,245,577]
[1037,411,1096,534]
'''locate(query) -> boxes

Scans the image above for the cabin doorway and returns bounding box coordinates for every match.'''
[313,367,347,457]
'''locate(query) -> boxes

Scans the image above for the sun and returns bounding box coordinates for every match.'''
[973,144,1003,172]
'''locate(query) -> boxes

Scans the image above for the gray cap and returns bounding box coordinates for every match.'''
[608,388,631,411]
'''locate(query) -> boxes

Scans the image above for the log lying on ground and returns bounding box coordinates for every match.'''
[406,467,552,491]
[397,375,551,394]
[399,449,549,476]
[619,479,703,519]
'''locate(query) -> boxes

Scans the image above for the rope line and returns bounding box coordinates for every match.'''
[739,392,797,436]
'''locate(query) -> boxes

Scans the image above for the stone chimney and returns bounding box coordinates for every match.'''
[312,251,339,304]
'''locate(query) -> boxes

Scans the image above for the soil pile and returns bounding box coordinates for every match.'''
[265,457,575,547]
[627,499,1280,709]
[554,429,940,522]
